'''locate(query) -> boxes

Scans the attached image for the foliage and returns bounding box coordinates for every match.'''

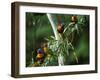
[26,13,89,67]
[44,15,89,66]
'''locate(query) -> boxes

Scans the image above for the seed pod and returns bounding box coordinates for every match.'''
[57,24,64,33]
[71,16,77,22]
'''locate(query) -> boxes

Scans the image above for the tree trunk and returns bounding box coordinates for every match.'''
[46,13,64,66]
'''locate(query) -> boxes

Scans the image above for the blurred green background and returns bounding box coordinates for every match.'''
[26,12,89,67]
